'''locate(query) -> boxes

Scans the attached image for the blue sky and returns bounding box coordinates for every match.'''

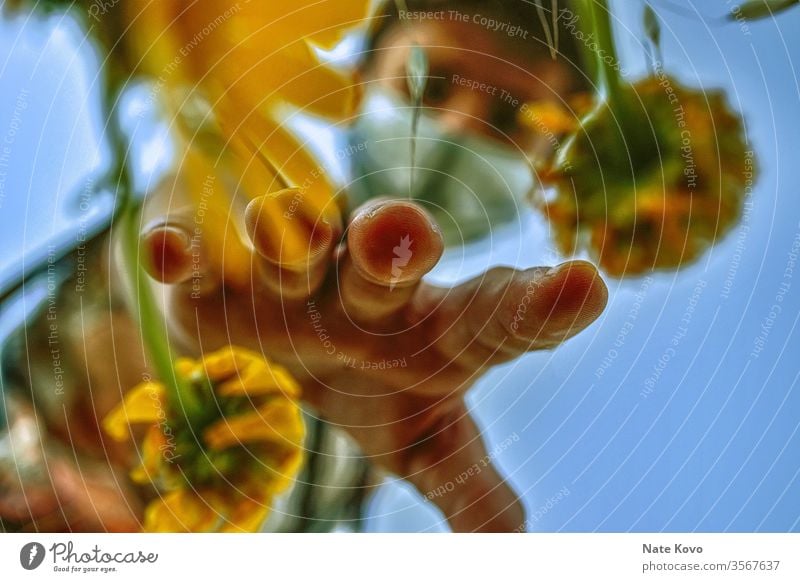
[1,2,798,532]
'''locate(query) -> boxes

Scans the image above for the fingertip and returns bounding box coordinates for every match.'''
[347,200,444,286]
[142,223,194,284]
[537,260,608,333]
[245,191,337,271]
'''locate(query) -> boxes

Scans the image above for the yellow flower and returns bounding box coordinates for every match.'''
[536,75,755,277]
[519,99,580,137]
[106,0,370,285]
[104,347,305,532]
[6,1,370,284]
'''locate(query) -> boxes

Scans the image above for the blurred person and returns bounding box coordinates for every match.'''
[348,0,587,244]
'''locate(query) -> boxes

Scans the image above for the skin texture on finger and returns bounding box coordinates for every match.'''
[338,199,443,324]
[403,408,525,532]
[245,191,340,300]
[298,375,522,533]
[416,260,608,370]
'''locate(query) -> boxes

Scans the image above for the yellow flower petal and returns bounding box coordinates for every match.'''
[223,112,339,215]
[143,489,219,533]
[234,186,316,267]
[265,448,305,495]
[200,346,262,381]
[197,347,301,398]
[182,148,252,288]
[203,398,305,452]
[130,426,168,485]
[174,358,197,379]
[540,76,751,276]
[112,1,369,288]
[103,382,165,442]
[219,496,271,533]
[217,360,300,399]
[519,100,578,135]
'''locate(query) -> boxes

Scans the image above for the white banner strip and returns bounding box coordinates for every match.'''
[1,533,798,581]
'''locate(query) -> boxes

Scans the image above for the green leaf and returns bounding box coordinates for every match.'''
[406,43,429,103]
[643,5,661,48]
[729,0,799,20]
[404,44,428,195]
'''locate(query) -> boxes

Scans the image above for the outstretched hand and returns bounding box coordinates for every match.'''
[141,187,608,532]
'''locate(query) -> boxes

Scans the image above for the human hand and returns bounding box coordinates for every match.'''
[140,187,608,532]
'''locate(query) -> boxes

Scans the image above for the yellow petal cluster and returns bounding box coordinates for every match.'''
[103,347,305,532]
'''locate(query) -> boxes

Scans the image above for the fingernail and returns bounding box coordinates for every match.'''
[245,190,336,270]
[537,261,607,330]
[143,223,193,284]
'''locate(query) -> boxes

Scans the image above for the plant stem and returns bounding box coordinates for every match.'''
[574,0,645,149]
[588,0,625,106]
[104,70,202,419]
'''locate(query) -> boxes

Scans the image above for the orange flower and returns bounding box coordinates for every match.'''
[536,75,754,277]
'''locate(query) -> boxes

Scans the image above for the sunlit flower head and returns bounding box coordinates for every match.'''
[104,347,305,532]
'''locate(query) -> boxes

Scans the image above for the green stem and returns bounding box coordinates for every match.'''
[575,0,631,110]
[588,0,625,107]
[119,200,202,419]
[104,70,202,420]
[574,0,646,149]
